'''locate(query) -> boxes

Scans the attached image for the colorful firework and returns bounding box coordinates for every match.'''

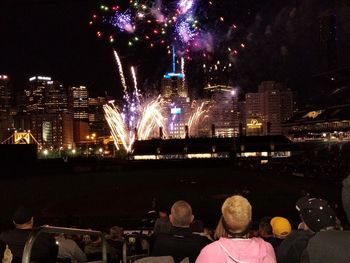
[89,0,248,60]
[104,50,169,152]
[110,10,135,33]
[103,96,168,152]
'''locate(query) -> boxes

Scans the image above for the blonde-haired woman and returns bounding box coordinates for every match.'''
[196,195,276,263]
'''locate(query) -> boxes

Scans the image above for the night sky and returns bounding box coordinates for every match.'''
[1,0,350,102]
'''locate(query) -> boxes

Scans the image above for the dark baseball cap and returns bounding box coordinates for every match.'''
[13,206,33,225]
[296,198,336,232]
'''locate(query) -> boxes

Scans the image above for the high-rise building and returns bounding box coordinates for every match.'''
[69,86,89,143]
[29,113,73,149]
[88,96,110,137]
[0,75,11,113]
[25,76,52,113]
[245,81,294,135]
[70,86,89,121]
[18,76,73,148]
[45,82,68,113]
[0,75,14,142]
[161,48,188,99]
[204,85,240,137]
[167,96,191,138]
[161,48,191,138]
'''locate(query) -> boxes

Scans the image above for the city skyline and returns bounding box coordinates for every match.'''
[1,0,350,103]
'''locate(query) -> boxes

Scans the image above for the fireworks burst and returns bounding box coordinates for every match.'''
[89,0,248,60]
[104,50,169,152]
[188,101,211,137]
[104,96,168,152]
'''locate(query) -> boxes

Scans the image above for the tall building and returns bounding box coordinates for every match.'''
[0,75,14,142]
[45,82,68,113]
[0,75,12,113]
[17,76,73,149]
[245,92,264,136]
[161,48,188,99]
[204,85,240,137]
[167,96,191,138]
[25,76,51,113]
[88,96,109,137]
[245,81,294,135]
[161,48,191,138]
[69,86,89,143]
[28,112,74,149]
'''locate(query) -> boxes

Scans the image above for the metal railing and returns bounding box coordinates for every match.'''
[22,225,108,263]
[122,241,149,263]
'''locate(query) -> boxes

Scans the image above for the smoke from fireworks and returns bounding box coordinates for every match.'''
[90,0,248,60]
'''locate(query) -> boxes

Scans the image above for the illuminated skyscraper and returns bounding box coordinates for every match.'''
[19,76,73,148]
[161,47,188,99]
[245,81,294,135]
[0,75,13,141]
[167,96,191,138]
[88,96,110,137]
[70,86,89,120]
[69,86,89,143]
[0,75,11,113]
[161,48,190,138]
[204,85,240,137]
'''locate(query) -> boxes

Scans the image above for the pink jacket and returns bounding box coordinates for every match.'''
[195,237,276,263]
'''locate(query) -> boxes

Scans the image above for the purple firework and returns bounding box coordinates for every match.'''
[178,0,195,15]
[110,11,135,33]
[176,20,196,43]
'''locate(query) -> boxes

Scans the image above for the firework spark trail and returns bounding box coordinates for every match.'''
[131,66,138,93]
[113,50,129,100]
[130,66,141,106]
[188,101,210,136]
[181,57,185,91]
[104,96,168,152]
[137,96,168,140]
[103,103,130,151]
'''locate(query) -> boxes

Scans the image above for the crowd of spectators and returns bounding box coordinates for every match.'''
[279,142,350,184]
[0,172,349,263]
[1,141,350,262]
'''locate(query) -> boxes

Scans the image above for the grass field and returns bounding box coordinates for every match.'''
[0,158,344,232]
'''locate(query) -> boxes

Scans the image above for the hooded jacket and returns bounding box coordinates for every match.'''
[195,237,276,263]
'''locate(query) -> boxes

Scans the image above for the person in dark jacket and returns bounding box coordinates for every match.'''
[0,206,58,263]
[299,198,350,263]
[151,200,209,263]
[276,197,315,263]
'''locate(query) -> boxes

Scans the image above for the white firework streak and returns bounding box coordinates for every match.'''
[137,96,168,140]
[103,103,130,151]
[181,57,185,92]
[188,101,210,136]
[103,97,168,152]
[113,50,130,103]
[131,66,138,92]
[131,66,141,106]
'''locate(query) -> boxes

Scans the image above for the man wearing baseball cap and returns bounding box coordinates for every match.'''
[275,197,318,263]
[298,198,350,263]
[0,206,58,263]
